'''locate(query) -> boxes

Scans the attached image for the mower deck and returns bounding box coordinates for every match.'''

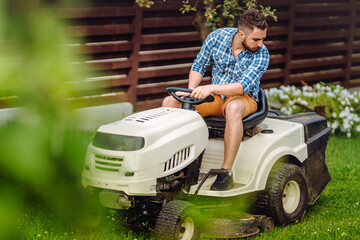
[202,214,273,238]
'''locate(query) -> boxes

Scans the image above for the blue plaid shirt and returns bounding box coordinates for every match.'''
[191,28,269,102]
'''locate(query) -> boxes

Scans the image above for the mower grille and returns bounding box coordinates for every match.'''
[124,109,174,123]
[94,154,124,172]
[164,147,191,172]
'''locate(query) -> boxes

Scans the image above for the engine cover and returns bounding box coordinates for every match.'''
[82,107,208,196]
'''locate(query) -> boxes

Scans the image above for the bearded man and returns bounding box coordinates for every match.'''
[162,9,270,190]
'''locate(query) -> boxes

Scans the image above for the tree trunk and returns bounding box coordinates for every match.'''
[192,11,212,43]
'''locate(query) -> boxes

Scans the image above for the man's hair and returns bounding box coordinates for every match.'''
[238,9,268,33]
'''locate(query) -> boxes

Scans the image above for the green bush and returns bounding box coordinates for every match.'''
[265,83,360,137]
[0,1,95,238]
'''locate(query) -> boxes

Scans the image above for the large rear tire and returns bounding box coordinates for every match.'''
[261,163,308,225]
[154,200,201,240]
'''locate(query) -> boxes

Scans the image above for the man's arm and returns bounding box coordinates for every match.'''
[188,70,203,89]
[188,71,245,98]
[174,71,203,97]
[190,82,244,99]
[187,31,215,91]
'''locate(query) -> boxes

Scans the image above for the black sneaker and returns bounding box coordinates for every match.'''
[210,169,234,191]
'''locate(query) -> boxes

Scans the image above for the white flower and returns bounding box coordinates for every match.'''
[356,125,360,132]
[347,132,351,138]
[279,93,289,100]
[293,89,301,97]
[326,92,335,98]
[343,121,350,130]
[339,111,347,118]
[332,112,337,118]
[300,100,308,106]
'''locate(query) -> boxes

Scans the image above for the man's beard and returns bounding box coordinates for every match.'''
[242,39,259,53]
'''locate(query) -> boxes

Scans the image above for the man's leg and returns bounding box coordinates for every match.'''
[210,99,245,191]
[223,99,245,170]
[162,96,182,108]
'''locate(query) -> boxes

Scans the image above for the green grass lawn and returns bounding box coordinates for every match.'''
[18,133,360,240]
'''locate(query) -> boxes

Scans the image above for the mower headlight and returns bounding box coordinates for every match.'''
[92,132,145,151]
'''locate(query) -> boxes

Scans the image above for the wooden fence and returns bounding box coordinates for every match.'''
[50,0,360,111]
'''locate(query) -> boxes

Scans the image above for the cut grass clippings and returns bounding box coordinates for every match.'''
[17,133,360,239]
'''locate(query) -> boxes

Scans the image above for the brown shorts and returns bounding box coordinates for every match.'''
[195,93,258,118]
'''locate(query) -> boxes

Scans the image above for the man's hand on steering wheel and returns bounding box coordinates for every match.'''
[190,85,214,99]
[175,91,191,98]
[166,87,214,106]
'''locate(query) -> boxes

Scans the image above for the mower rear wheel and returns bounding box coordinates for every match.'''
[154,200,200,240]
[265,163,308,225]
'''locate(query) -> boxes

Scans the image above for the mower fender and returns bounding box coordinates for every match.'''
[254,149,304,191]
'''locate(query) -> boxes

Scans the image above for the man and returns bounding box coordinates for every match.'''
[162,9,269,190]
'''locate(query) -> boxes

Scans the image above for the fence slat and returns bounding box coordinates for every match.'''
[141,32,201,45]
[139,47,200,62]
[137,77,211,95]
[143,17,194,28]
[293,30,348,41]
[290,56,346,70]
[289,69,346,83]
[294,16,350,27]
[84,41,133,54]
[138,63,192,79]
[58,7,136,18]
[69,92,129,108]
[69,24,133,37]
[294,3,350,12]
[66,76,131,91]
[292,44,347,55]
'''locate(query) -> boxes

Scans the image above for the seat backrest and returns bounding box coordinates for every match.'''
[204,88,268,130]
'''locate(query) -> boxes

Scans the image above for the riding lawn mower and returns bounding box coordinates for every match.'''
[82,87,331,239]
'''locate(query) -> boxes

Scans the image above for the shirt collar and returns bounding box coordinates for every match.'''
[226,28,238,49]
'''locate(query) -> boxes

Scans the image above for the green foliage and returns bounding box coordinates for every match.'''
[265,83,360,137]
[0,1,97,238]
[136,0,277,30]
[135,0,155,8]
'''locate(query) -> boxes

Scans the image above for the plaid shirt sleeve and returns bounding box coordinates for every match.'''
[240,47,270,96]
[190,32,214,75]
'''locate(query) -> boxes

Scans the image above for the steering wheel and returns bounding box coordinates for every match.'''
[166,87,214,106]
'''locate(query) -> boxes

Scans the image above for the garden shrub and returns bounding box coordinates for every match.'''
[265,83,360,137]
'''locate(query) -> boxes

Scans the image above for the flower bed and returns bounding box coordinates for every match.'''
[265,83,360,137]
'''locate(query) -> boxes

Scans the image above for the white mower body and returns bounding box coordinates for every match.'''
[82,107,208,196]
[82,107,308,197]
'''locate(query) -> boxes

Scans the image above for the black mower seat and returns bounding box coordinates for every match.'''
[204,88,268,130]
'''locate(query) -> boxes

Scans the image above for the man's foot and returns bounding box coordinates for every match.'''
[210,169,234,191]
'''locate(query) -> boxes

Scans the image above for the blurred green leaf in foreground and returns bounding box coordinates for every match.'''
[0,1,95,238]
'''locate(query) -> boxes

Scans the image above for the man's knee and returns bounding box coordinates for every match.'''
[225,100,245,119]
[162,96,180,108]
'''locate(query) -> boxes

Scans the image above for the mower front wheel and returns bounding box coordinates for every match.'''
[154,200,201,240]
